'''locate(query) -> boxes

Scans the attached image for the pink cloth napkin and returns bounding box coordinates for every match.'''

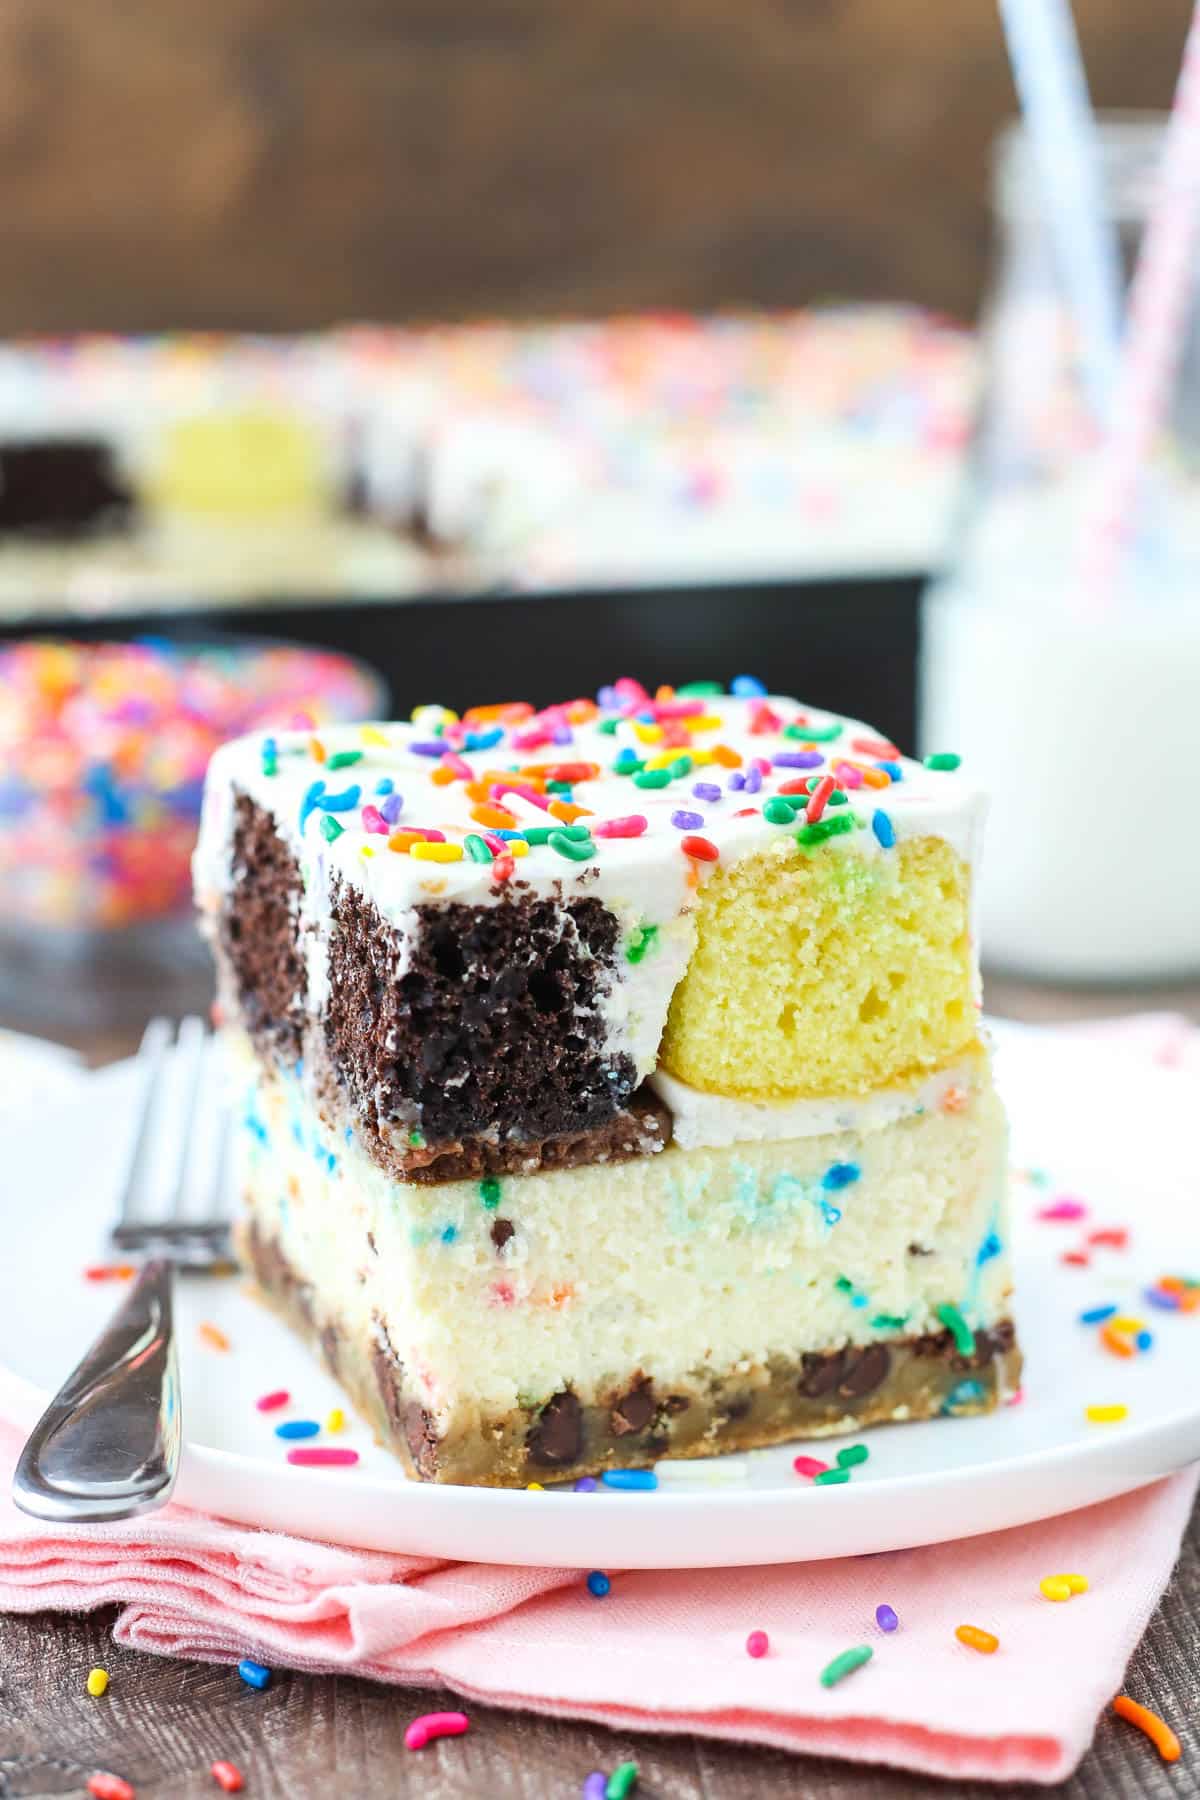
[2,1016,1197,1786]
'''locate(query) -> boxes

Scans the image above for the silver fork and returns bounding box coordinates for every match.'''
[12,1016,231,1524]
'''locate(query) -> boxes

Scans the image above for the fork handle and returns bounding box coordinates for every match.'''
[12,1258,181,1523]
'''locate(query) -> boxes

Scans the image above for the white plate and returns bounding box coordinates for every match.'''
[2,1023,1197,1568]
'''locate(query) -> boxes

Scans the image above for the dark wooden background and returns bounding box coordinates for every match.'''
[0,0,1189,335]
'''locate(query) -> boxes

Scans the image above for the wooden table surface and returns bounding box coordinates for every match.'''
[3,973,1199,1799]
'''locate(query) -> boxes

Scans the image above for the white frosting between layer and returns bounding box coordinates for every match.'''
[651,1058,980,1152]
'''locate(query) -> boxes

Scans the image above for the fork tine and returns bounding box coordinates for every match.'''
[208,1107,232,1224]
[110,1020,233,1266]
[195,1027,233,1230]
[117,1017,174,1227]
[168,1015,208,1222]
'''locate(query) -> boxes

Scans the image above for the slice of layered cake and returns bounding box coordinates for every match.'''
[195,678,1019,1486]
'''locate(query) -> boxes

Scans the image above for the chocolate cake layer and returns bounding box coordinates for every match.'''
[303,1017,670,1180]
[325,877,636,1151]
[0,439,136,537]
[217,792,646,1167]
[357,1086,673,1184]
[220,794,308,1063]
[242,1220,1021,1488]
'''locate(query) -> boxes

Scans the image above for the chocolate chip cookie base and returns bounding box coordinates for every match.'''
[240,1221,1022,1488]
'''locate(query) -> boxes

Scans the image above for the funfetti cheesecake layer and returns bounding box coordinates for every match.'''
[195,679,986,1174]
[231,1033,1018,1487]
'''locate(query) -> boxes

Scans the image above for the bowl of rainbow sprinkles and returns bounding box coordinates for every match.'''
[0,636,384,1025]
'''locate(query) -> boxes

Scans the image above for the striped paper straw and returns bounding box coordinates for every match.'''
[998,0,1123,426]
[1078,0,1200,614]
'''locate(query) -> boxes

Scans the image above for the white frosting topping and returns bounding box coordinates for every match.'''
[195,681,983,1082]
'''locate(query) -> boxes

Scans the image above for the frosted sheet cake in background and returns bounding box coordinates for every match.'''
[194,677,1019,1487]
[0,309,975,621]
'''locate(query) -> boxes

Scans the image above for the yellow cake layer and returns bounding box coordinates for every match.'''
[146,410,327,517]
[660,834,976,1100]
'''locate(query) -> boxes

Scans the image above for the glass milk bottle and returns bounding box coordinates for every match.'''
[921,116,1200,982]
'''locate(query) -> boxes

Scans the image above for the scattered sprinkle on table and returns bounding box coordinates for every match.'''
[837,1444,869,1468]
[255,1389,290,1412]
[955,1624,999,1654]
[404,1710,470,1750]
[526,1481,545,1491]
[875,1604,899,1633]
[1112,1695,1181,1763]
[237,1657,271,1690]
[583,1776,608,1800]
[87,1776,135,1800]
[286,1446,360,1467]
[210,1762,245,1793]
[745,1630,770,1658]
[84,1263,137,1283]
[601,1469,658,1491]
[1100,1323,1136,1359]
[326,1408,346,1433]
[605,1762,639,1799]
[198,1322,231,1352]
[275,1419,320,1440]
[1079,1304,1118,1325]
[813,1467,851,1486]
[1159,1275,1200,1308]
[1086,1404,1128,1424]
[86,1667,109,1697]
[1037,1198,1088,1222]
[574,1476,598,1492]
[1040,1573,1088,1602]
[820,1645,873,1688]
[587,1570,611,1597]
[793,1455,830,1479]
[1088,1226,1130,1250]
